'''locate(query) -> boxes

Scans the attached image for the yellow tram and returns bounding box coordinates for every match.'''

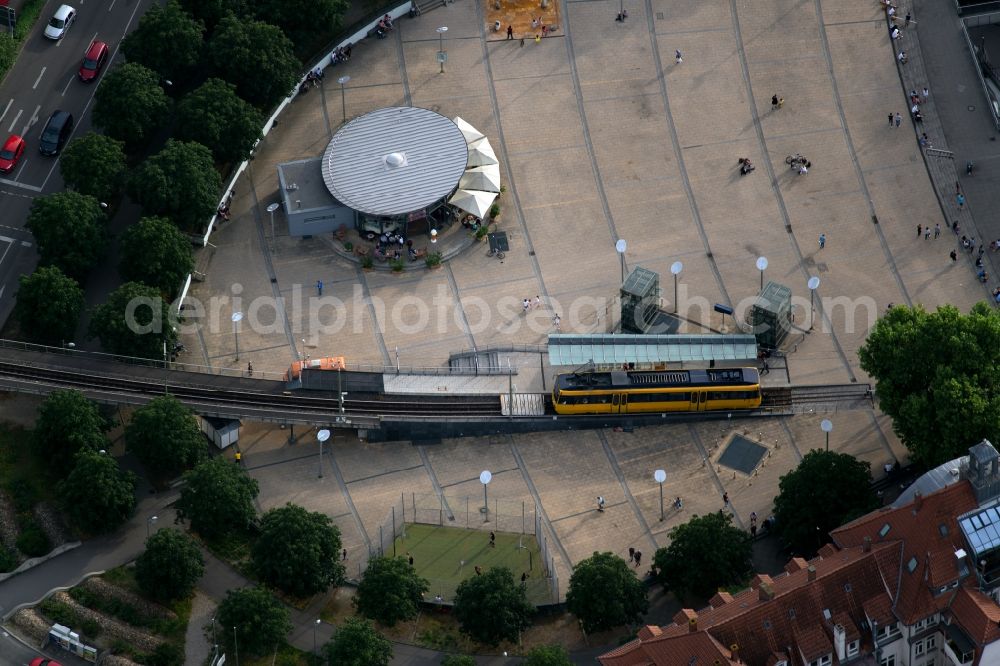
[552,367,762,415]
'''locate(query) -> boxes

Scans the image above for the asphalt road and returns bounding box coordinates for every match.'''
[0,0,159,326]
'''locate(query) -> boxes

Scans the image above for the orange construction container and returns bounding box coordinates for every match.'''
[284,356,346,381]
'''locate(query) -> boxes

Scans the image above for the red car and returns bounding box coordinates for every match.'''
[0,134,25,174]
[30,659,63,666]
[78,40,108,82]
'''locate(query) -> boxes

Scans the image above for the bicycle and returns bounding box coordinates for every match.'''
[785,153,806,168]
[487,247,505,260]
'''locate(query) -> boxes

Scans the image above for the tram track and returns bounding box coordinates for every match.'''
[761,383,874,411]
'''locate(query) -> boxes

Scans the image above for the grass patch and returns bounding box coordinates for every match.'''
[200,530,255,578]
[0,0,47,85]
[38,598,102,638]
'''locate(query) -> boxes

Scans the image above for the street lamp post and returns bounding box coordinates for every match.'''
[670,261,683,313]
[337,75,351,122]
[231,312,243,361]
[756,256,768,292]
[233,626,239,666]
[436,26,448,74]
[266,203,280,241]
[146,515,158,539]
[807,276,821,330]
[313,618,321,653]
[821,419,833,452]
[317,429,330,479]
[615,239,627,284]
[480,470,492,522]
[654,469,666,521]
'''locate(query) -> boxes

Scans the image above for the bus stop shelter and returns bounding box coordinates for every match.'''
[546,334,759,369]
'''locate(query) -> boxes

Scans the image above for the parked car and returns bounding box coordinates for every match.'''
[30,659,63,666]
[38,111,73,156]
[43,4,75,40]
[0,134,25,173]
[78,40,108,82]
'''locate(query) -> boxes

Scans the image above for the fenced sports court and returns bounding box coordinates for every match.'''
[369,493,560,605]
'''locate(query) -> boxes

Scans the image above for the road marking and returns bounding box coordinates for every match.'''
[109,0,116,9]
[0,178,42,192]
[22,105,40,137]
[61,75,73,96]
[0,99,10,124]
[6,109,21,134]
[0,238,13,269]
[32,67,47,90]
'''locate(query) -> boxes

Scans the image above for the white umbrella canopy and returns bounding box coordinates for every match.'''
[449,189,498,218]
[467,137,498,167]
[453,116,485,144]
[459,164,501,193]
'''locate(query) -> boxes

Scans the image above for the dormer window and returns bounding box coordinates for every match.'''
[907,556,918,573]
[847,640,860,657]
[879,523,891,537]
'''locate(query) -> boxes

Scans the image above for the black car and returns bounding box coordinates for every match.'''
[38,110,73,156]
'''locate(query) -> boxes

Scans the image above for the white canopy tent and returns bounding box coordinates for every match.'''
[448,189,498,218]
[453,116,485,144]
[467,137,499,167]
[459,164,501,193]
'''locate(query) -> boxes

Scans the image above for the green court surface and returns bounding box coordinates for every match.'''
[392,523,553,605]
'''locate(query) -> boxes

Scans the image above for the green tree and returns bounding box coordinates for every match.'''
[859,303,1000,467]
[178,0,247,32]
[773,450,879,554]
[176,457,259,538]
[122,0,204,83]
[136,528,205,602]
[119,217,194,296]
[321,617,391,666]
[88,281,176,359]
[60,132,127,201]
[128,139,221,232]
[453,567,534,646]
[176,78,262,164]
[249,0,346,47]
[125,395,204,480]
[355,556,429,626]
[216,586,291,657]
[25,192,106,279]
[93,63,171,146]
[566,551,647,633]
[206,15,299,110]
[15,267,85,345]
[525,645,572,666]
[653,512,752,601]
[59,449,136,534]
[252,503,344,597]
[33,390,109,477]
[440,657,476,666]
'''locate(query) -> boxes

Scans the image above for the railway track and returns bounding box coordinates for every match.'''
[0,361,503,418]
[761,384,873,410]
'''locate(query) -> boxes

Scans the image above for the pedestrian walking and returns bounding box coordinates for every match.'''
[922,86,929,100]
[522,298,530,313]
[953,220,960,234]
[751,523,758,538]
[634,550,642,568]
[917,224,922,238]
[316,280,323,296]
[553,314,561,331]
[342,548,348,560]
[934,223,941,238]
[888,112,894,128]
[950,249,958,262]
[895,112,902,127]
[675,49,683,64]
[533,295,541,310]
[535,33,541,43]
[723,492,730,506]
[520,37,524,47]
[507,25,513,39]
[247,362,253,377]
[475,565,482,575]
[235,449,242,463]
[408,553,414,566]
[628,546,635,562]
[489,531,496,548]
[819,233,826,249]
[958,193,966,209]
[597,496,606,512]
[924,227,931,240]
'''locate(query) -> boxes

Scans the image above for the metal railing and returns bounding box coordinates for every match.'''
[962,12,1000,131]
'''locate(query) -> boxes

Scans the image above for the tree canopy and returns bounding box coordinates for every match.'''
[773,450,879,554]
[15,267,85,345]
[216,586,291,657]
[177,0,246,32]
[653,512,752,601]
[88,281,176,360]
[136,528,205,602]
[121,0,204,83]
[525,645,573,666]
[125,395,204,480]
[60,132,127,201]
[119,217,194,296]
[206,15,299,110]
[355,556,429,626]
[453,566,534,646]
[93,63,171,146]
[176,78,262,164]
[25,192,106,280]
[33,390,109,477]
[321,617,392,666]
[249,0,347,48]
[859,303,1000,467]
[59,448,136,534]
[566,551,647,633]
[128,139,221,232]
[252,503,344,597]
[177,457,259,538]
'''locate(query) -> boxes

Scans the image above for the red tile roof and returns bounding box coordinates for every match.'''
[950,586,1000,646]
[599,631,737,666]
